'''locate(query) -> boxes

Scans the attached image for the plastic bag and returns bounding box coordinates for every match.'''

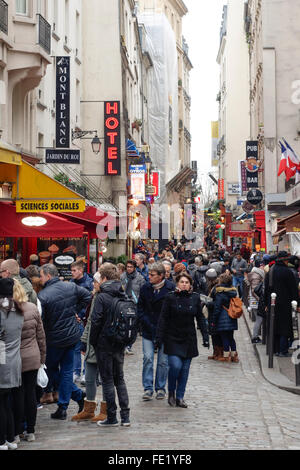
[37,364,48,388]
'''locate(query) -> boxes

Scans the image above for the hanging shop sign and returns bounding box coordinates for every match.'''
[56,57,70,149]
[46,149,80,164]
[228,183,241,195]
[131,173,146,201]
[16,199,86,213]
[145,171,160,200]
[218,178,225,199]
[246,159,259,188]
[104,101,121,176]
[129,164,146,174]
[239,161,248,193]
[247,189,263,206]
[242,200,255,213]
[246,141,258,160]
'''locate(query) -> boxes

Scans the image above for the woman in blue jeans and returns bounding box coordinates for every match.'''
[210,273,239,363]
[156,273,209,408]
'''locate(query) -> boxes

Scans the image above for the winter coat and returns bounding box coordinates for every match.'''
[38,277,92,349]
[120,271,145,303]
[12,274,37,305]
[231,258,248,277]
[264,261,299,338]
[156,290,209,359]
[0,301,24,389]
[210,286,238,333]
[137,280,175,341]
[248,267,265,299]
[136,265,149,282]
[192,266,209,295]
[19,302,46,373]
[71,273,94,320]
[81,294,98,364]
[90,280,129,353]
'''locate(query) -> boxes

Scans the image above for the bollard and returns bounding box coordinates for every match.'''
[291,301,300,386]
[268,293,276,368]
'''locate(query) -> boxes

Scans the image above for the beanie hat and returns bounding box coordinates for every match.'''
[174,263,186,274]
[206,268,218,280]
[209,262,223,275]
[0,278,14,297]
[277,251,290,262]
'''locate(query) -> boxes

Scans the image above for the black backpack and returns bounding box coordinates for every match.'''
[105,296,138,346]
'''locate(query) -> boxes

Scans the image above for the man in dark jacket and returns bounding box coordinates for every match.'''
[89,263,130,427]
[264,251,299,357]
[137,262,174,401]
[38,264,92,420]
[70,261,94,382]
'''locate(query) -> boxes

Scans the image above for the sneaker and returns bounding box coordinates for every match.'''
[37,403,43,410]
[278,352,292,358]
[97,419,119,428]
[125,347,134,355]
[5,441,18,450]
[80,375,86,386]
[156,390,166,400]
[121,418,131,427]
[25,433,35,442]
[73,373,81,383]
[251,337,261,344]
[142,390,153,401]
[0,444,8,450]
[51,407,67,420]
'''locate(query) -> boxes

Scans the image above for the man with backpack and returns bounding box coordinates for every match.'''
[89,263,136,427]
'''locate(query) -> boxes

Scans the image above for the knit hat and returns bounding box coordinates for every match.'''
[174,263,186,274]
[206,268,218,280]
[0,278,14,297]
[209,262,223,275]
[276,251,290,262]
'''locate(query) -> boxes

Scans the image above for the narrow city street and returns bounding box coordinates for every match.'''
[19,317,300,451]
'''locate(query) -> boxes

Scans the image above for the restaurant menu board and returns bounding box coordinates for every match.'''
[53,253,76,281]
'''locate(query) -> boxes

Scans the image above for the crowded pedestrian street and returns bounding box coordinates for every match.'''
[16,316,300,451]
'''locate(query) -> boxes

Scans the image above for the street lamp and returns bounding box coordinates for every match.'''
[72,129,103,155]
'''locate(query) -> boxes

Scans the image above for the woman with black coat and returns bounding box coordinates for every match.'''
[156,273,209,408]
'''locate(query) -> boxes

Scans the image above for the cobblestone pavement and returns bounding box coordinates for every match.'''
[19,317,300,451]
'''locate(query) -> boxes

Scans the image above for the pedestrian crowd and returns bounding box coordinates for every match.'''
[0,241,299,449]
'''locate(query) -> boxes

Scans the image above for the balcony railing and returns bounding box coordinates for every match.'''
[0,0,8,35]
[37,14,51,55]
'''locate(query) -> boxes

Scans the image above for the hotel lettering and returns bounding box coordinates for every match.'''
[104,101,121,176]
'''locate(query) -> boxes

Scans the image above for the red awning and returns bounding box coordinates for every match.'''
[62,206,117,238]
[0,202,84,238]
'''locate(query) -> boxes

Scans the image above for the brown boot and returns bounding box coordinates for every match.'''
[40,392,54,405]
[208,346,219,360]
[53,391,59,403]
[217,351,231,362]
[91,401,107,423]
[71,399,97,421]
[231,352,239,363]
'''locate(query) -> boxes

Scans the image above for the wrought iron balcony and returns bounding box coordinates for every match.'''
[0,0,8,35]
[37,14,51,55]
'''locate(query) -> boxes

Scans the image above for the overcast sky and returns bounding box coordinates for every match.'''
[183,0,225,180]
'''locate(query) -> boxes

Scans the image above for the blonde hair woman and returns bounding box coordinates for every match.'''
[11,279,46,444]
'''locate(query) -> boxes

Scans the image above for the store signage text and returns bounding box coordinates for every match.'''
[246,141,258,160]
[104,101,121,176]
[46,149,80,164]
[16,200,85,213]
[56,57,70,148]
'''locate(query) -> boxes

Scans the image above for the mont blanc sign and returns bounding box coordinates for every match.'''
[56,57,70,148]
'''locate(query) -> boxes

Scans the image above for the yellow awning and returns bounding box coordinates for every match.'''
[0,161,85,213]
[0,142,22,166]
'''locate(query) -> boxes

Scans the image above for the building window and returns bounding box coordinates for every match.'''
[15,0,28,15]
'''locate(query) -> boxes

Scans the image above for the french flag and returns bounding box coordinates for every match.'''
[278,141,295,181]
[283,138,300,177]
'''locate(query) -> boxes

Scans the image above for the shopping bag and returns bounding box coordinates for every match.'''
[37,364,49,388]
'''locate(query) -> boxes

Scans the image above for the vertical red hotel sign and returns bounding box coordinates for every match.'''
[104,101,121,176]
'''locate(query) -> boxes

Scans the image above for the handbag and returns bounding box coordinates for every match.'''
[37,364,49,388]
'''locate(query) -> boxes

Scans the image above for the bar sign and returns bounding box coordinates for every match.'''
[56,57,70,148]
